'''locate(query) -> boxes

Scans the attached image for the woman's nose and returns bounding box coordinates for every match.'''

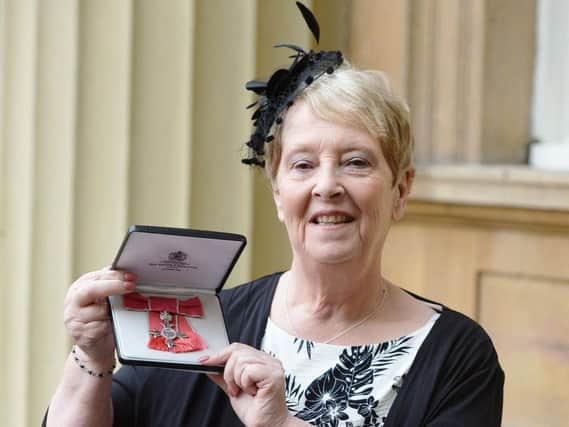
[311,166,344,199]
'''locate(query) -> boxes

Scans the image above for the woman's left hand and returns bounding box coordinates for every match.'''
[201,343,294,427]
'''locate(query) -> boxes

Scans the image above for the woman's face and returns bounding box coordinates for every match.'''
[273,101,411,266]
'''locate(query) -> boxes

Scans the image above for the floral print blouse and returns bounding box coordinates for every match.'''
[261,313,440,427]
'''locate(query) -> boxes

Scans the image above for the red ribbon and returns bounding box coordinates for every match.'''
[123,292,206,353]
[123,292,204,317]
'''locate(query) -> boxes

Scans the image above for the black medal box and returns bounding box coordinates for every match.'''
[109,225,246,373]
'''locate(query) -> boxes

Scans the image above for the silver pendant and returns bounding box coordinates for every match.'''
[149,311,187,349]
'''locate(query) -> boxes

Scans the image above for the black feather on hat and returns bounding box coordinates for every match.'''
[242,1,343,168]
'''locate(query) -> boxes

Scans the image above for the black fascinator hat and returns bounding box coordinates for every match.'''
[242,1,344,167]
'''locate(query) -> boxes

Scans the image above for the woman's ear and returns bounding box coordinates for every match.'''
[272,185,285,222]
[392,167,415,221]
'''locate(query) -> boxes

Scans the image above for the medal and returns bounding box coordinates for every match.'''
[124,292,206,353]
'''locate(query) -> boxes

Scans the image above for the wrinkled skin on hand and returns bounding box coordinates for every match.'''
[202,343,292,427]
[64,267,136,362]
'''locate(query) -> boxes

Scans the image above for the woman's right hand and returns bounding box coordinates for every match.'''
[63,267,136,363]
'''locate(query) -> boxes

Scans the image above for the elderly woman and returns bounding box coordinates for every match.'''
[45,4,503,427]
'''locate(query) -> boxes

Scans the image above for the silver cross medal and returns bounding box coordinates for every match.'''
[149,311,187,350]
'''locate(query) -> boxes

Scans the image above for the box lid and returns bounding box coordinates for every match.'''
[112,225,246,294]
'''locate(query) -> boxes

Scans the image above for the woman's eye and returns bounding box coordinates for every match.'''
[291,160,313,170]
[345,157,370,168]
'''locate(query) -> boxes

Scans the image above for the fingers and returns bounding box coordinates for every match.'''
[63,267,136,359]
[77,301,111,322]
[200,344,234,366]
[201,345,240,396]
[223,350,242,396]
[74,279,134,307]
[203,344,284,398]
[237,361,266,396]
[68,269,137,307]
[206,372,229,394]
[225,351,261,397]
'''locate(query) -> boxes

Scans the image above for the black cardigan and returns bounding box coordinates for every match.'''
[109,272,503,426]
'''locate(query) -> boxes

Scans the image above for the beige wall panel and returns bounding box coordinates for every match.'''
[28,1,78,424]
[74,0,133,274]
[404,201,569,233]
[408,0,435,162]
[459,0,485,162]
[349,0,409,95]
[483,229,569,280]
[251,173,291,278]
[430,0,460,162]
[313,0,350,52]
[384,222,483,316]
[408,0,486,164]
[128,1,193,227]
[479,273,569,426]
[256,0,312,76]
[383,224,427,295]
[407,0,535,165]
[457,1,486,163]
[0,1,38,425]
[0,0,6,389]
[191,0,256,285]
[482,0,535,164]
[0,0,5,229]
[411,165,569,213]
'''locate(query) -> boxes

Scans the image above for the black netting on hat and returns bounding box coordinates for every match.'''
[242,2,344,168]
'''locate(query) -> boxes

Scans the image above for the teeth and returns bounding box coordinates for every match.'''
[315,215,350,224]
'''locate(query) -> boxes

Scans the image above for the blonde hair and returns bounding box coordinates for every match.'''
[265,62,414,186]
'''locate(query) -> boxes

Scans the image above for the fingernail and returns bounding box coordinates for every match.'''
[198,356,209,363]
[124,272,137,281]
[124,281,136,290]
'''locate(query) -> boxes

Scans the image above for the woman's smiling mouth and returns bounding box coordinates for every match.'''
[311,214,355,224]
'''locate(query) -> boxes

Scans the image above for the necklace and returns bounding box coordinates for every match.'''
[284,281,389,345]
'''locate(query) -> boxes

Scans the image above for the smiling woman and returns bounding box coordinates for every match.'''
[273,98,408,268]
[44,3,503,427]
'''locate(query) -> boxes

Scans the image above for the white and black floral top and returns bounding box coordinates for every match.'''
[261,313,440,427]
